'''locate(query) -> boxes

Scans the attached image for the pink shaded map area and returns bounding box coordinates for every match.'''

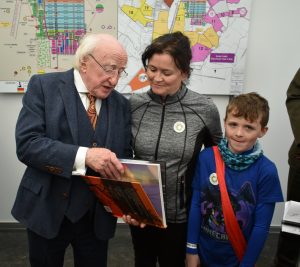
[208,0,219,7]
[218,7,248,18]
[189,0,248,63]
[204,8,224,32]
[208,0,242,7]
[203,4,248,33]
[191,44,211,62]
[227,0,240,3]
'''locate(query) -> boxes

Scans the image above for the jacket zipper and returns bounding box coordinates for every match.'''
[154,100,166,160]
[154,100,168,219]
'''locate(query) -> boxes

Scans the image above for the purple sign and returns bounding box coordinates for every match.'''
[210,53,235,63]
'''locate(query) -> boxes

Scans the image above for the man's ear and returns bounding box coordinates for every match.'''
[80,56,88,72]
[259,126,268,138]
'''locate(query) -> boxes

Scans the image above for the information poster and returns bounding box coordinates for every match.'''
[0,0,252,95]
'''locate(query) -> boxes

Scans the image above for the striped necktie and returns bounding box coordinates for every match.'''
[87,93,97,129]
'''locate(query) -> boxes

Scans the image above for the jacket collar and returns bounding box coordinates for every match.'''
[147,83,188,104]
[59,69,79,144]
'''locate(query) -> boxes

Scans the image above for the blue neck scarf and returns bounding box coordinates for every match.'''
[217,138,263,171]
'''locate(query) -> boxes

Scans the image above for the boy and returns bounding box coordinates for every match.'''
[186,92,283,267]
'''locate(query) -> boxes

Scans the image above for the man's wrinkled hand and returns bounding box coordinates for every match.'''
[85,148,124,179]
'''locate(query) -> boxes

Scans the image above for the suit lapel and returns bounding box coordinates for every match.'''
[58,72,121,147]
[59,69,79,144]
[105,93,116,149]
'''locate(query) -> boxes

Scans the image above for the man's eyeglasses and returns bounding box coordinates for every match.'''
[88,54,128,78]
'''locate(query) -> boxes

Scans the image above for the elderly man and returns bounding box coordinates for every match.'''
[12,33,132,267]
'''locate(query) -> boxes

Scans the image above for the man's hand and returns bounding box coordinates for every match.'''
[85,148,124,179]
[122,215,146,228]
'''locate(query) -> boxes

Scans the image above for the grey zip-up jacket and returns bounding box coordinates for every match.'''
[130,84,223,223]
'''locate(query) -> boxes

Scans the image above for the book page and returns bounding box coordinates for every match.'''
[283,201,300,224]
[120,159,166,222]
[282,201,300,235]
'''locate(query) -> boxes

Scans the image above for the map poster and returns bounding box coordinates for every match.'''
[0,0,117,93]
[0,0,252,95]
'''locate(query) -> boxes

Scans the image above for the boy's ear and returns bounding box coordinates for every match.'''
[259,126,268,138]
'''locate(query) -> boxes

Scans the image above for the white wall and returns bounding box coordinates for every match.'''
[1,0,299,225]
[0,94,25,222]
[243,0,300,224]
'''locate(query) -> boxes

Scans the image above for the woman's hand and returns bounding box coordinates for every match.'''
[122,215,146,228]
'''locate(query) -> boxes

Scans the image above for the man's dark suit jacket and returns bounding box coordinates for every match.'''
[12,69,132,240]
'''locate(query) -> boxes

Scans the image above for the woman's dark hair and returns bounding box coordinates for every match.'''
[142,31,192,77]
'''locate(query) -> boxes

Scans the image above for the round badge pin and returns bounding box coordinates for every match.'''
[173,121,185,133]
[209,173,218,185]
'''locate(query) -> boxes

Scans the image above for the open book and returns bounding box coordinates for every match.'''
[281,200,300,235]
[82,159,167,228]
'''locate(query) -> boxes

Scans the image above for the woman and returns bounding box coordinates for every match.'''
[129,31,223,267]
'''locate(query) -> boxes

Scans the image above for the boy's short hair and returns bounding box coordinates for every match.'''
[225,92,269,128]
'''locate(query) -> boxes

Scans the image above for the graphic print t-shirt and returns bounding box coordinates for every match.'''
[190,147,283,266]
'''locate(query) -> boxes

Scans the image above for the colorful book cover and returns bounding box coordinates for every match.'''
[82,159,166,228]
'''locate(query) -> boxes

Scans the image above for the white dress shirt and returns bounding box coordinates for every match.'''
[72,69,102,175]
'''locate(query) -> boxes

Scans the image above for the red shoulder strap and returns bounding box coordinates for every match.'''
[212,146,247,262]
